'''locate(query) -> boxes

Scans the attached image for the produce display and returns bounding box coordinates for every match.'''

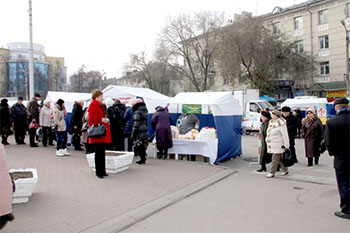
[172,126,217,140]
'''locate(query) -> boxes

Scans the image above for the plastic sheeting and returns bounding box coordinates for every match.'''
[102,85,170,113]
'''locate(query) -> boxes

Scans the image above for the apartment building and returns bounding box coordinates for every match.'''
[263,0,349,98]
[0,42,67,98]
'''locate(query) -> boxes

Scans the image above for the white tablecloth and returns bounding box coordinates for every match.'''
[168,139,218,164]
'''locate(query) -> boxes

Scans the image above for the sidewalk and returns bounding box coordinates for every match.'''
[2,137,226,233]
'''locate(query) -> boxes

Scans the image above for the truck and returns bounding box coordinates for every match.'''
[232,89,274,133]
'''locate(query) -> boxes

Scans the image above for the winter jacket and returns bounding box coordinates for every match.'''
[123,108,134,133]
[107,103,126,143]
[0,144,13,217]
[69,104,84,134]
[151,107,173,150]
[283,114,298,140]
[325,109,350,170]
[88,99,111,144]
[302,117,323,158]
[266,118,290,154]
[53,104,66,132]
[39,105,53,127]
[259,119,272,164]
[178,114,200,134]
[132,102,148,141]
[0,103,11,131]
[28,98,40,123]
[11,102,27,123]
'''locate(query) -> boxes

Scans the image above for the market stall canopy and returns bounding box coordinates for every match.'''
[44,91,91,112]
[167,92,243,116]
[281,98,328,111]
[167,92,242,163]
[102,85,170,113]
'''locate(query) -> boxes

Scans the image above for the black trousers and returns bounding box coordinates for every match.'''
[290,138,297,162]
[72,133,82,149]
[42,126,53,146]
[158,148,168,159]
[29,128,37,146]
[14,122,26,144]
[94,143,106,176]
[335,168,350,214]
[308,157,319,166]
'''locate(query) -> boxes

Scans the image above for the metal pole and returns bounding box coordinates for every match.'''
[341,20,350,97]
[28,0,34,99]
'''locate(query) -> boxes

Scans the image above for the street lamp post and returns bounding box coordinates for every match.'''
[28,0,34,99]
[341,20,350,97]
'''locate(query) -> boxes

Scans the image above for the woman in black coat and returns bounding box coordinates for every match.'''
[132,99,148,164]
[107,99,126,151]
[69,101,84,150]
[0,99,11,145]
[151,106,173,159]
[257,110,272,172]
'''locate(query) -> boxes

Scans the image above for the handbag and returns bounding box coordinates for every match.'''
[282,149,295,167]
[319,139,327,154]
[88,124,106,138]
[81,122,89,132]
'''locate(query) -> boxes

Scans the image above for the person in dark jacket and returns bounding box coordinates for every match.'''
[325,97,350,219]
[27,93,41,147]
[256,110,272,172]
[294,108,303,138]
[0,99,11,145]
[11,97,27,144]
[132,99,148,164]
[69,101,84,151]
[123,106,134,152]
[107,99,126,151]
[151,106,173,159]
[302,107,323,166]
[282,106,299,163]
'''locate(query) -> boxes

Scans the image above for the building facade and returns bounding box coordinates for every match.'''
[263,0,349,99]
[0,42,67,98]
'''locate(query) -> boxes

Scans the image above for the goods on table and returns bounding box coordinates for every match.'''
[171,126,179,139]
[199,127,217,140]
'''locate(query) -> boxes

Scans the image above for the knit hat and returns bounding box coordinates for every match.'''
[104,97,114,107]
[306,108,316,115]
[18,96,24,101]
[132,98,143,105]
[281,106,291,112]
[56,99,64,106]
[43,99,50,105]
[260,110,271,119]
[35,93,41,98]
[271,110,282,117]
[334,97,349,106]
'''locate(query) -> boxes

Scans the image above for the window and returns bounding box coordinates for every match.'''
[346,3,350,18]
[294,16,303,30]
[320,61,330,75]
[319,35,329,49]
[318,10,328,25]
[273,22,280,35]
[249,103,261,113]
[295,40,304,53]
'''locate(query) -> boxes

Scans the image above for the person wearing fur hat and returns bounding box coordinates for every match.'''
[257,110,272,172]
[132,98,148,164]
[325,97,350,219]
[302,107,323,166]
[53,99,70,156]
[39,100,54,147]
[282,106,299,163]
[265,110,290,178]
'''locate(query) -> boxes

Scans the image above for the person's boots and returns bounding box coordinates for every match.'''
[256,164,266,172]
[307,157,313,167]
[315,156,319,165]
[0,213,14,231]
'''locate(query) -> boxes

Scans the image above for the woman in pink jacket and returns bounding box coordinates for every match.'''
[0,144,14,230]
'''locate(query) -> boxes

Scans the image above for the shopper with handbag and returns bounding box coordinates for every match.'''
[265,110,290,178]
[302,108,323,166]
[53,99,70,156]
[88,90,111,179]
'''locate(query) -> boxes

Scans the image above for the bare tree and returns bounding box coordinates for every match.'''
[159,11,226,91]
[69,65,103,92]
[217,16,316,95]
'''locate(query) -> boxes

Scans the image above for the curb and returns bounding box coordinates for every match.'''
[80,169,236,233]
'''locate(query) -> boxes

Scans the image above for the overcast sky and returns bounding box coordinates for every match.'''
[0,0,305,79]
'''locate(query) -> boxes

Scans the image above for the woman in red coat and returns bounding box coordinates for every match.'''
[88,90,111,179]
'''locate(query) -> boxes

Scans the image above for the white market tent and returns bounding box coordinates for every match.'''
[167,92,243,163]
[281,98,328,111]
[102,85,170,113]
[44,91,91,112]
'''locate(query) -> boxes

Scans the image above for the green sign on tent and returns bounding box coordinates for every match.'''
[182,104,202,114]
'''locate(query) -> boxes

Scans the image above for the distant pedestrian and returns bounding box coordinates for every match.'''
[132,98,148,164]
[256,110,271,172]
[124,105,134,152]
[27,93,41,147]
[282,106,298,163]
[88,90,111,179]
[151,106,173,159]
[53,99,70,156]
[39,100,54,147]
[69,101,84,151]
[0,144,15,230]
[0,99,11,145]
[302,108,323,166]
[294,107,303,138]
[265,110,290,178]
[107,99,126,151]
[11,97,27,145]
[325,97,350,219]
